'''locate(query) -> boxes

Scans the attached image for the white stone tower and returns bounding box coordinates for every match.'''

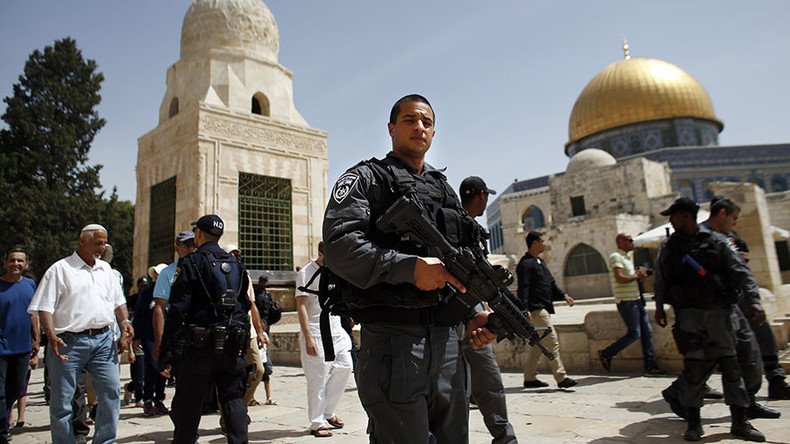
[133,0,328,281]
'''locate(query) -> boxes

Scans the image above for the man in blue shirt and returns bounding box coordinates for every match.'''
[0,248,39,444]
[152,231,196,359]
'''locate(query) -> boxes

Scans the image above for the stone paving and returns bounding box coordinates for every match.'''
[8,361,790,443]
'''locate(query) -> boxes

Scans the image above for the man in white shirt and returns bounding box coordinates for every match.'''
[28,224,133,444]
[295,242,352,438]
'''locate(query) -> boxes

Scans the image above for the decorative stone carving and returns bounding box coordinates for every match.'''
[200,112,327,156]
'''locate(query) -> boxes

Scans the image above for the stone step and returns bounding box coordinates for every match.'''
[771,322,788,350]
[779,347,790,373]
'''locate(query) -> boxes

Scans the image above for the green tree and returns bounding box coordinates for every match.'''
[0,38,133,290]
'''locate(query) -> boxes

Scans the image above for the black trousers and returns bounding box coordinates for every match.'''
[170,347,248,444]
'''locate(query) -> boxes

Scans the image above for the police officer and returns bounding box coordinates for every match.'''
[708,196,790,400]
[323,94,495,443]
[660,196,780,425]
[653,197,766,442]
[459,176,518,444]
[160,214,251,444]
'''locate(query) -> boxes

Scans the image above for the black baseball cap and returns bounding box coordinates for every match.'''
[258,274,269,283]
[191,214,224,236]
[460,176,496,196]
[660,197,699,216]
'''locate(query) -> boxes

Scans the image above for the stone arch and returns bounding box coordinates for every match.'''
[251,92,270,117]
[168,97,179,118]
[563,243,611,299]
[564,243,607,277]
[521,205,545,231]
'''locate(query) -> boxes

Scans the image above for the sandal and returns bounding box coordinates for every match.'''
[326,416,344,429]
[249,399,261,406]
[264,398,277,405]
[311,427,333,438]
[14,421,25,428]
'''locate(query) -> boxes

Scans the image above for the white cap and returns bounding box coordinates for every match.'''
[148,263,168,279]
[223,243,240,254]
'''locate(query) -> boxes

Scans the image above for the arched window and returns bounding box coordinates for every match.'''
[522,205,545,231]
[251,93,270,117]
[770,175,788,192]
[168,97,179,118]
[564,243,607,277]
[678,180,694,199]
[702,179,716,200]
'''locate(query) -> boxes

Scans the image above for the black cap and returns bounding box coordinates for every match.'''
[460,176,496,196]
[258,274,269,283]
[191,214,224,237]
[660,197,699,216]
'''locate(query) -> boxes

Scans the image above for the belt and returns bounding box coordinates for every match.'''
[353,306,446,326]
[73,326,110,336]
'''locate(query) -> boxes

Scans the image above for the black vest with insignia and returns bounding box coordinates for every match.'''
[324,155,478,316]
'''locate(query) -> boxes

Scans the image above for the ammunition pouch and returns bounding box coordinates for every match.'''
[185,325,249,357]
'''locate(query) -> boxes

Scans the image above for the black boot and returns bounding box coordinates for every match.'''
[767,376,790,400]
[746,402,781,419]
[662,387,688,419]
[731,406,765,442]
[683,408,703,441]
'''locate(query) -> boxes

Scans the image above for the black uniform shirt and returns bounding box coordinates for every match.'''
[516,253,565,314]
[323,152,446,289]
[162,242,250,348]
[653,227,760,308]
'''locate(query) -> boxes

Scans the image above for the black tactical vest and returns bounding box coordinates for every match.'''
[187,248,251,328]
[664,231,735,309]
[324,156,478,314]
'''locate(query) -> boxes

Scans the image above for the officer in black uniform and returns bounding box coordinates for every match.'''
[323,94,496,443]
[661,196,780,423]
[458,176,518,444]
[653,198,766,442]
[159,214,251,444]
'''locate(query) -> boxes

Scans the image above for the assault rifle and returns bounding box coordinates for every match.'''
[376,195,555,360]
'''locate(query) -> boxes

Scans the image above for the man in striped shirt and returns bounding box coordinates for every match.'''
[598,233,663,375]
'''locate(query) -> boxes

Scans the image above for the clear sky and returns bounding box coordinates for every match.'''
[2,1,788,204]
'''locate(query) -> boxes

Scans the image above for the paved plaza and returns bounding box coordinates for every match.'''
[8,359,790,443]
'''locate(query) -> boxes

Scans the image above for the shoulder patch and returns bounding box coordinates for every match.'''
[173,266,182,281]
[332,172,360,204]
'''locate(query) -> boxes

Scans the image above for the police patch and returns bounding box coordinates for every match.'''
[332,172,359,204]
[173,266,182,282]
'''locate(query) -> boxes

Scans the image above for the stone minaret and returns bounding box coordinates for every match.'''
[133,0,328,282]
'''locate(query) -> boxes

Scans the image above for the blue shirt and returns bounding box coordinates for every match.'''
[0,277,36,355]
[153,262,177,301]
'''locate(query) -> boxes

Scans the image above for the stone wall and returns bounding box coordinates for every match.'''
[541,214,650,299]
[550,157,671,225]
[499,187,551,257]
[709,182,782,292]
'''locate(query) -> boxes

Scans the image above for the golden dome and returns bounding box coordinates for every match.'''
[567,57,722,149]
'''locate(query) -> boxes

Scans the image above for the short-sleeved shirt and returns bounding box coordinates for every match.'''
[28,252,125,334]
[153,262,177,301]
[0,277,36,355]
[609,250,640,303]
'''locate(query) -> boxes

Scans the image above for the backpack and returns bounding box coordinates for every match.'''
[255,290,282,326]
[266,294,282,325]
